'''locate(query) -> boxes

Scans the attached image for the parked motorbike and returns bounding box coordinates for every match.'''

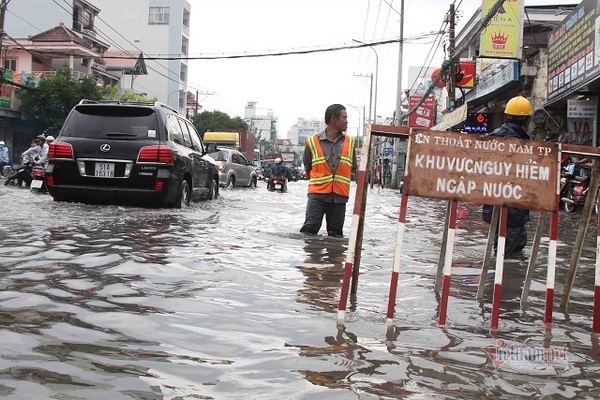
[4,159,34,187]
[30,165,47,193]
[267,175,287,192]
[560,161,592,213]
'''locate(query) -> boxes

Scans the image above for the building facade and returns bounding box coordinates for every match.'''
[87,0,191,113]
[5,0,191,113]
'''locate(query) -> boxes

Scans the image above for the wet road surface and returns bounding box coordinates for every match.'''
[1,180,600,399]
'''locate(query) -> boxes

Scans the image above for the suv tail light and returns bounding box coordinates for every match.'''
[138,145,173,164]
[49,141,73,159]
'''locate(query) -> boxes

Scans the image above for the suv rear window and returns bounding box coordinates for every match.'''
[61,105,160,140]
[208,150,228,161]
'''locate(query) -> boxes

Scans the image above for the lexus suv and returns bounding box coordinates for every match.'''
[46,100,219,208]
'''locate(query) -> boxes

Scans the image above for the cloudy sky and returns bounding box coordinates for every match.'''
[186,0,571,138]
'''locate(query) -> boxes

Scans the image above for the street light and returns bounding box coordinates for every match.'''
[352,39,378,124]
[168,89,184,108]
[346,103,363,137]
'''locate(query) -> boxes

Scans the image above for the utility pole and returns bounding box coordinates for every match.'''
[447,3,456,112]
[390,0,405,189]
[394,0,405,126]
[0,0,10,73]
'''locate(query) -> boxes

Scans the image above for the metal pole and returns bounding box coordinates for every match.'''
[394,0,404,126]
[353,39,378,123]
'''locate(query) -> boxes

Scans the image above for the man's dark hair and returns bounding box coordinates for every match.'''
[325,104,346,125]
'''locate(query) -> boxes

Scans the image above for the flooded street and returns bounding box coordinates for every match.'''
[1,180,600,399]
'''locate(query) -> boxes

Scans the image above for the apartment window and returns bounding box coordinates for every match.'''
[149,6,170,24]
[183,9,190,28]
[181,37,189,55]
[3,59,16,71]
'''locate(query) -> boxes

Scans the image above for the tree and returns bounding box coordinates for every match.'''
[19,65,117,132]
[119,91,158,103]
[191,110,248,136]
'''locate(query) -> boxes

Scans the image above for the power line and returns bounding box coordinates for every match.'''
[101,33,443,61]
[401,0,509,121]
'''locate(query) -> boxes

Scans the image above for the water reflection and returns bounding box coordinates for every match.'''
[296,237,347,313]
[2,183,600,398]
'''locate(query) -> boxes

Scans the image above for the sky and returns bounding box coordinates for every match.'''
[186,0,575,138]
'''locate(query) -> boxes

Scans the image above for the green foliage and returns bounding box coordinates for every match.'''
[19,65,115,131]
[119,91,158,103]
[191,110,248,136]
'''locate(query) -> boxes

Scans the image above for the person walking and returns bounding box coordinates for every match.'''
[300,104,356,238]
[482,95,532,257]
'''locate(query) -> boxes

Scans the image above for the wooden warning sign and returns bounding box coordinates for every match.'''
[404,130,559,211]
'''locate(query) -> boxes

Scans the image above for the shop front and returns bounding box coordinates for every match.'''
[545,0,600,146]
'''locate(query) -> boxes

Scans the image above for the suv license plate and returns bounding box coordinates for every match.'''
[95,162,115,177]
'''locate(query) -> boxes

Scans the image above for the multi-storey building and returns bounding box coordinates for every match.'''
[85,0,191,112]
[286,117,326,164]
[244,101,277,143]
[5,0,191,113]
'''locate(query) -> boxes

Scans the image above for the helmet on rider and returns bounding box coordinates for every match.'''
[275,157,282,164]
[504,96,532,117]
[36,134,47,143]
[0,140,5,146]
[46,135,55,144]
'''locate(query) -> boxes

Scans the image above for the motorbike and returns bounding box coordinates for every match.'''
[560,161,592,213]
[30,165,47,193]
[4,158,34,188]
[267,175,287,192]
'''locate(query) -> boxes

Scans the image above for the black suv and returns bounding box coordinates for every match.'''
[46,100,219,208]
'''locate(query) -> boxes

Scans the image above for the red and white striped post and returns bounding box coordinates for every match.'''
[490,206,508,330]
[594,203,600,334]
[438,200,458,326]
[544,199,559,327]
[337,129,371,325]
[386,190,409,326]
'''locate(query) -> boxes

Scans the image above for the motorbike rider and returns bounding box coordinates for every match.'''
[0,140,9,174]
[272,158,288,178]
[269,157,288,191]
[21,135,49,166]
[482,95,532,257]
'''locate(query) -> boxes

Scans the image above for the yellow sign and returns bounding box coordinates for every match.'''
[479,0,524,59]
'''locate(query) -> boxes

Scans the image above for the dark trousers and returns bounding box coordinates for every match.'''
[300,196,346,236]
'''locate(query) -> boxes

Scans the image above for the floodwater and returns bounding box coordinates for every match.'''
[1,180,600,399]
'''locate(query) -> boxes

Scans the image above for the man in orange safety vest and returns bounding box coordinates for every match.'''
[300,104,356,238]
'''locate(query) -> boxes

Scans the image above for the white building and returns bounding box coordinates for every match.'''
[5,0,191,114]
[287,118,326,147]
[244,101,277,142]
[88,0,191,113]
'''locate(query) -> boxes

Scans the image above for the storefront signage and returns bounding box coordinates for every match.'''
[0,70,12,108]
[431,103,468,131]
[476,60,519,98]
[408,95,435,129]
[479,0,525,59]
[567,99,596,118]
[405,130,559,211]
[547,0,600,102]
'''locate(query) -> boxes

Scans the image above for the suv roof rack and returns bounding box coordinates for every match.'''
[155,101,180,115]
[77,99,181,115]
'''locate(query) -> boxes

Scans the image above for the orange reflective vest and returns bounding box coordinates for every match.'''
[307,133,355,197]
